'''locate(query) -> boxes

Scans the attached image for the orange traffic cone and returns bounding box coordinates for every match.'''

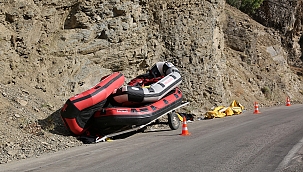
[286,97,291,106]
[180,116,191,136]
[253,102,261,114]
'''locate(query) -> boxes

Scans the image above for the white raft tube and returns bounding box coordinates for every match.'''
[112,62,182,104]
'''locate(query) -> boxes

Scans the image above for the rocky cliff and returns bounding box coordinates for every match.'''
[254,0,303,70]
[0,0,302,163]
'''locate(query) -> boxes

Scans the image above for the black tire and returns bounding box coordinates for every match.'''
[168,112,180,130]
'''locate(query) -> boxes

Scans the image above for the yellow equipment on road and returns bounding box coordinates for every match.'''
[204,100,244,119]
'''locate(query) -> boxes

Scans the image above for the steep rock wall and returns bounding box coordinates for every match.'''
[0,0,302,117]
[254,0,303,68]
[0,0,227,114]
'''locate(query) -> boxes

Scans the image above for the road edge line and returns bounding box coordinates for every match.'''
[275,137,303,171]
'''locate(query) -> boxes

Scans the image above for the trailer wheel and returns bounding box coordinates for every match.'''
[168,112,180,130]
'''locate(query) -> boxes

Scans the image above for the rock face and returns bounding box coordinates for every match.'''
[0,0,302,163]
[223,4,302,109]
[254,0,303,68]
[0,0,229,112]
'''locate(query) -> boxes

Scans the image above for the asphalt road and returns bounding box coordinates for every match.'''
[1,104,303,172]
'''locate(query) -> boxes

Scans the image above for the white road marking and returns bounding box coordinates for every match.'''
[275,137,303,171]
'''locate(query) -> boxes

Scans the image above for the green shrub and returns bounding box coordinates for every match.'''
[261,86,271,99]
[226,0,264,14]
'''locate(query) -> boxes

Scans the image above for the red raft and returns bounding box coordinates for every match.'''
[60,72,125,135]
[92,87,183,128]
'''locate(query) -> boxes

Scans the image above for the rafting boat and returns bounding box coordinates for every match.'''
[61,62,183,136]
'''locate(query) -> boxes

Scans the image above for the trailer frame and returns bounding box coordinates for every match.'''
[95,101,189,143]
